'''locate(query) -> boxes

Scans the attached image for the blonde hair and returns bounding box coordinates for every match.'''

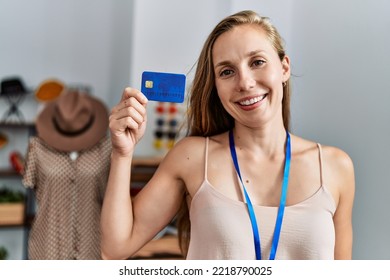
[178,10,291,256]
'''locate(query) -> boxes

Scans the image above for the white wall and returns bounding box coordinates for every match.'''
[0,0,133,117]
[289,0,390,260]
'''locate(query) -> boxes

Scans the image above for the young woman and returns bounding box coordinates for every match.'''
[101,10,355,260]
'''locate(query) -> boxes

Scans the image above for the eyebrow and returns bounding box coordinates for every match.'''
[214,50,266,69]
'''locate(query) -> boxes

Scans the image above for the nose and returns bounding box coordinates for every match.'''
[237,68,256,92]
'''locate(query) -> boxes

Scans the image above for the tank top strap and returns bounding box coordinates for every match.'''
[204,137,209,180]
[317,143,324,187]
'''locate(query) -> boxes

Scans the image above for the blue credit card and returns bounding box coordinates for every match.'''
[141,71,186,103]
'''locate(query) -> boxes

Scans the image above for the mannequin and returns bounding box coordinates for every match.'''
[23,89,111,259]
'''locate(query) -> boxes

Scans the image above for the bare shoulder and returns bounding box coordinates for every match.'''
[291,134,354,175]
[319,143,355,206]
[290,134,319,156]
[291,135,355,204]
[167,136,207,159]
[158,136,206,168]
[320,145,355,177]
[156,136,207,190]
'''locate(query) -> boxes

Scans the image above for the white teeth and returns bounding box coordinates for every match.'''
[239,95,266,106]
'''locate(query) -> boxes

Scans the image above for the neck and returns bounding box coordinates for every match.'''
[232,122,287,158]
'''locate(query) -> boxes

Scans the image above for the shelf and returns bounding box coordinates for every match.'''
[0,120,35,260]
[0,123,35,129]
[0,214,34,229]
[132,156,163,167]
[131,235,183,260]
[0,223,24,228]
[130,157,161,196]
[0,169,22,177]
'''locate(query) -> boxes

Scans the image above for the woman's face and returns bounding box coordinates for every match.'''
[212,24,290,129]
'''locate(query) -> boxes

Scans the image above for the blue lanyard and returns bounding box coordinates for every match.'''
[228,130,291,260]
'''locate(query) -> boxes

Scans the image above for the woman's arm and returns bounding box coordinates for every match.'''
[324,146,355,259]
[100,87,194,260]
[101,146,187,259]
[100,87,147,259]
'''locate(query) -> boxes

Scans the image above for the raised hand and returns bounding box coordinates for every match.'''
[108,87,148,157]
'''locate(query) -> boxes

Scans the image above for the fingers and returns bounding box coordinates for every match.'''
[121,87,148,105]
[113,88,147,113]
[111,107,145,130]
[113,98,146,120]
[110,87,148,132]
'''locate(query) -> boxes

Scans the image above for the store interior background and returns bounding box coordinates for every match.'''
[0,0,389,259]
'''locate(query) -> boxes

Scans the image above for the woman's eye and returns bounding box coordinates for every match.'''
[220,69,234,77]
[253,59,266,67]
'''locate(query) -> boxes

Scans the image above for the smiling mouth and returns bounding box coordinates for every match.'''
[238,94,267,106]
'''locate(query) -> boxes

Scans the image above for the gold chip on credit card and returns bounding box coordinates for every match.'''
[145,81,153,88]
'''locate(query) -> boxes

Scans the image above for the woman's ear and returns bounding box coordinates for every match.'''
[282,55,291,82]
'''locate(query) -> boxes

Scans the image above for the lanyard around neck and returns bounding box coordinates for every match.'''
[228,130,291,260]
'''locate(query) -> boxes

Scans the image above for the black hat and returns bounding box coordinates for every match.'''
[0,77,29,96]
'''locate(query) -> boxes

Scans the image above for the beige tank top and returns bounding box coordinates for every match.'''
[186,137,336,260]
